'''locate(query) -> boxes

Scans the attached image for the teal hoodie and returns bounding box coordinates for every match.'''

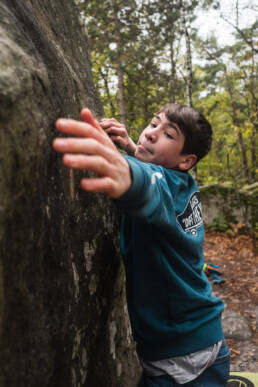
[115,156,224,361]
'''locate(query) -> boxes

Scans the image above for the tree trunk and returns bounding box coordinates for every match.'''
[0,1,139,386]
[236,126,250,182]
[180,2,193,108]
[180,1,196,178]
[229,94,250,182]
[110,0,127,126]
[117,66,127,126]
[184,25,193,109]
[249,39,257,181]
[101,68,116,117]
[170,34,177,104]
[250,122,257,181]
[231,0,250,182]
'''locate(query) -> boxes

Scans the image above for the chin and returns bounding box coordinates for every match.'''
[134,151,142,160]
[135,152,147,162]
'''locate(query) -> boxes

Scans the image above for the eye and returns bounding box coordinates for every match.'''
[165,132,173,139]
[150,122,157,128]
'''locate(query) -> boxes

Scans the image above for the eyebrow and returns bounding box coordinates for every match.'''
[153,115,179,134]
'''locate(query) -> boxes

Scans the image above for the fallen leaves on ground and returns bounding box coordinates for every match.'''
[204,231,258,369]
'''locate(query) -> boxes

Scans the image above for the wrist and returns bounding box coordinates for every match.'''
[126,138,137,156]
[112,158,132,198]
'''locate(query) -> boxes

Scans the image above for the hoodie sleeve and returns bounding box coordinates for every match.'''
[115,156,181,226]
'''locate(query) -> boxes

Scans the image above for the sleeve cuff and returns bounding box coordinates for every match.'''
[115,155,148,207]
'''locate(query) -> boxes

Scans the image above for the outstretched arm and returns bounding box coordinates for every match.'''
[99,117,137,156]
[53,108,131,198]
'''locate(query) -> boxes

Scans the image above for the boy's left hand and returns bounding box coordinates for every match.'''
[53,108,131,198]
[99,117,136,156]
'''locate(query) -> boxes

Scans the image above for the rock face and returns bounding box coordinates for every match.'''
[200,183,258,231]
[0,1,139,386]
[222,310,252,341]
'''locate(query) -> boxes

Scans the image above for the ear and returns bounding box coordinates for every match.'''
[178,154,197,171]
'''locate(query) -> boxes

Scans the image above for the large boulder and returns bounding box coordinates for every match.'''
[0,1,139,386]
[200,183,258,232]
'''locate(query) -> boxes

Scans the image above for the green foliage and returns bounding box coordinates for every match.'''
[77,0,257,187]
[193,19,258,186]
[207,215,230,232]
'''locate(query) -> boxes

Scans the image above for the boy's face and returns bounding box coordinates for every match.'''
[135,112,194,170]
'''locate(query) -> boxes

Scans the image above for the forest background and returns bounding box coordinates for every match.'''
[76,0,257,188]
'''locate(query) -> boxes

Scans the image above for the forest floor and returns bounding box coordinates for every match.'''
[204,231,258,372]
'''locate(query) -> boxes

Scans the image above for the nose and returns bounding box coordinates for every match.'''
[145,127,158,142]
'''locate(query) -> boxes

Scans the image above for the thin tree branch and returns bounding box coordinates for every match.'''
[220,14,258,53]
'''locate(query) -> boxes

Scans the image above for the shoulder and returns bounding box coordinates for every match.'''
[124,155,198,195]
[162,167,198,193]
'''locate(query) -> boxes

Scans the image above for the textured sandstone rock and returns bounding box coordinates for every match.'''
[0,1,139,386]
[200,183,258,230]
[222,310,252,341]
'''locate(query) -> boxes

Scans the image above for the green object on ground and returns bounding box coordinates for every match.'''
[228,372,258,386]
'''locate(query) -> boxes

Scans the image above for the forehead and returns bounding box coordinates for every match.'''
[153,112,181,134]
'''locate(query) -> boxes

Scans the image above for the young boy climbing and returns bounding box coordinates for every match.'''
[53,104,230,386]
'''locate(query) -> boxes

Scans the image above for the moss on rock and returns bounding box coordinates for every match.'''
[200,183,258,234]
